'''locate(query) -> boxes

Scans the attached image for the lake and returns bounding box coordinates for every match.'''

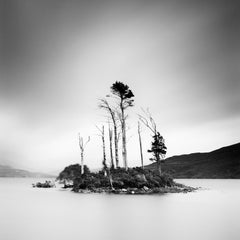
[0,178,240,240]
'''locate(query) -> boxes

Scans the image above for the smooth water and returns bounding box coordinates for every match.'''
[0,178,240,240]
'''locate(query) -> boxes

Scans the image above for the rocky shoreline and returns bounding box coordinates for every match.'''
[75,183,197,195]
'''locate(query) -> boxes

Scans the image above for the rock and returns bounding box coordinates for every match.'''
[143,186,149,191]
[135,174,147,182]
[32,180,55,188]
[79,189,91,193]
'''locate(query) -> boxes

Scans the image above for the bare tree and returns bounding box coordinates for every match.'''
[138,121,144,169]
[96,125,107,174]
[139,109,167,175]
[110,81,134,170]
[108,122,114,169]
[99,98,119,168]
[78,134,90,175]
[96,125,113,189]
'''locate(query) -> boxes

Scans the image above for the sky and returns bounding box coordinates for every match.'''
[0,0,240,172]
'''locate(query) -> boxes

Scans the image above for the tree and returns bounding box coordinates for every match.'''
[57,164,90,181]
[99,99,119,168]
[148,132,167,175]
[78,134,90,175]
[110,81,134,170]
[96,125,107,174]
[96,125,114,189]
[139,109,167,175]
[108,123,114,169]
[138,121,144,169]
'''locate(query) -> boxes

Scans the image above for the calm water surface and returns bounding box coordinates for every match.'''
[0,178,240,240]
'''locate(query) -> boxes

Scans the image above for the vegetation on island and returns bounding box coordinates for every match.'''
[57,164,194,194]
[32,180,55,188]
[57,81,196,194]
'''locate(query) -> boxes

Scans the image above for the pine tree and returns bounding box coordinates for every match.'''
[110,81,134,170]
[148,132,167,175]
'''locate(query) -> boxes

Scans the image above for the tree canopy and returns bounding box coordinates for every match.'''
[111,81,134,106]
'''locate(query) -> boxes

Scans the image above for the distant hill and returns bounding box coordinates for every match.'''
[0,165,56,178]
[145,142,240,178]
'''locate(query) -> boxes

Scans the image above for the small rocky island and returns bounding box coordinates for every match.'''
[32,180,55,188]
[54,82,197,194]
[57,164,196,194]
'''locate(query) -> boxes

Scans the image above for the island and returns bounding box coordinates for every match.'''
[55,82,197,194]
[57,164,196,194]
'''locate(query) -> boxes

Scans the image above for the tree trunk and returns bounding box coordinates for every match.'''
[108,171,113,189]
[122,122,127,170]
[138,122,144,169]
[121,101,128,170]
[156,158,161,175]
[102,126,107,174]
[81,151,84,175]
[78,135,90,176]
[108,124,114,169]
[113,123,119,168]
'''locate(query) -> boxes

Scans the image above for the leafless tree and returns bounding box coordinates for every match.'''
[99,98,119,168]
[96,125,113,189]
[78,134,90,175]
[96,125,107,174]
[138,109,157,134]
[138,121,144,169]
[108,122,114,169]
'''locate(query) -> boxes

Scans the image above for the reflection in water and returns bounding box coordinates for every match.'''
[0,178,240,240]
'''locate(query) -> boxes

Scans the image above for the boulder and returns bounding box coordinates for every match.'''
[143,186,149,191]
[135,174,147,182]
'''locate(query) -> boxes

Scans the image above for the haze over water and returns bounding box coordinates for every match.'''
[0,178,239,240]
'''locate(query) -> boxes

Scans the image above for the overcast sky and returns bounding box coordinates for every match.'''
[1,0,239,172]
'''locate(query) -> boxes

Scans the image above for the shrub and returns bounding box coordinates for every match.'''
[67,165,174,191]
[57,164,90,181]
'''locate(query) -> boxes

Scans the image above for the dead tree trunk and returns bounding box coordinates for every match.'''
[98,99,119,168]
[108,123,114,169]
[102,126,107,174]
[97,125,114,186]
[113,121,119,168]
[120,99,128,170]
[97,125,107,175]
[81,151,84,174]
[138,121,144,169]
[78,134,90,175]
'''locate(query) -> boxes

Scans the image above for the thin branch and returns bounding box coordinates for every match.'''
[138,114,155,134]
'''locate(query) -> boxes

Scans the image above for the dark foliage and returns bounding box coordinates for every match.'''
[72,171,109,192]
[68,166,175,192]
[111,81,134,100]
[148,132,167,162]
[57,164,90,181]
[32,180,55,188]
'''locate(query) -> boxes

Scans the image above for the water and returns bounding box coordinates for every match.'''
[0,178,240,240]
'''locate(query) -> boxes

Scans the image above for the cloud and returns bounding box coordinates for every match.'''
[1,0,239,171]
